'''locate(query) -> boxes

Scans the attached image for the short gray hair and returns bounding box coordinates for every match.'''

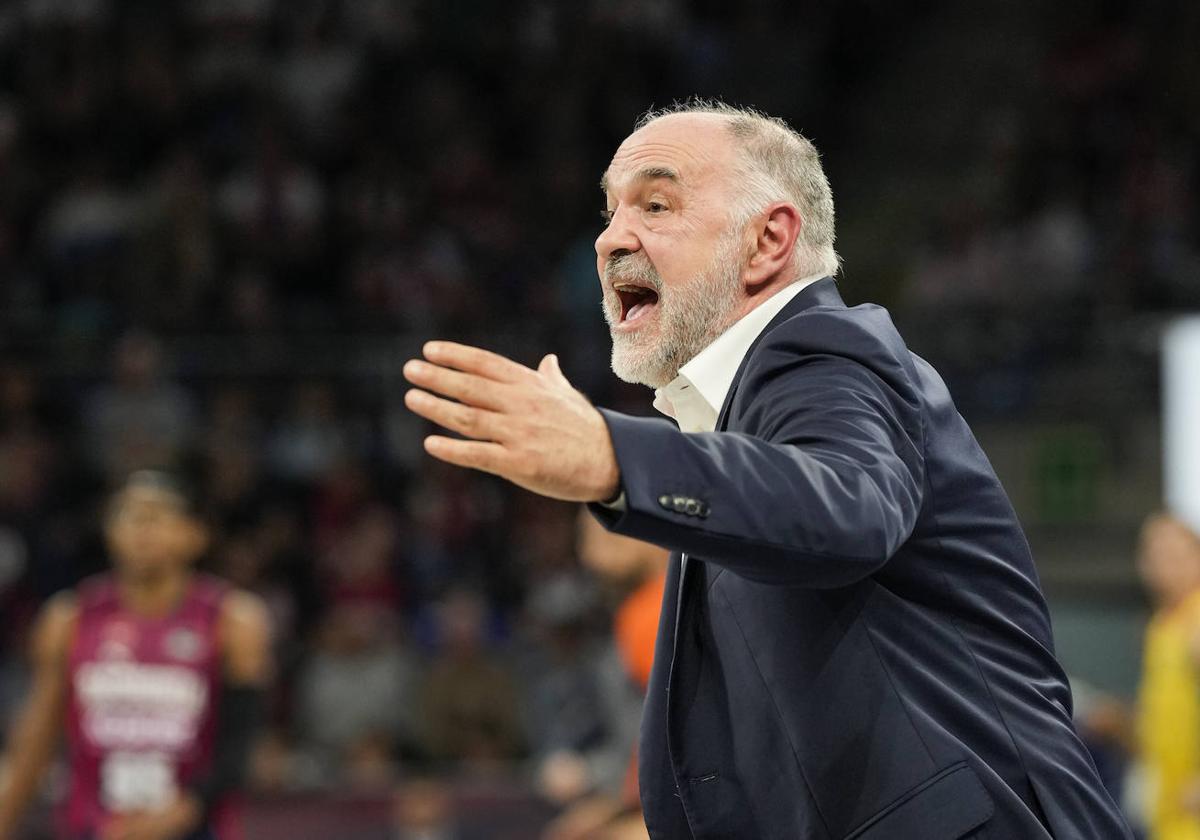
[636,99,840,278]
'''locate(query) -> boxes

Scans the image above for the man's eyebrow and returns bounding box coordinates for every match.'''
[600,165,681,194]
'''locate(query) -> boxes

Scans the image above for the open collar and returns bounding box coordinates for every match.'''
[713,276,846,431]
[652,273,835,432]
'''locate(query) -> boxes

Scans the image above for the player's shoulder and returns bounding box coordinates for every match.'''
[40,589,81,624]
[217,587,272,640]
[32,589,82,661]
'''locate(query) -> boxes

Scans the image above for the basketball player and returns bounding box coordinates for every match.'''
[1138,513,1200,840]
[0,471,270,840]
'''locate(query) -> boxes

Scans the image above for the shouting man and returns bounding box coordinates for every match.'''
[402,101,1131,839]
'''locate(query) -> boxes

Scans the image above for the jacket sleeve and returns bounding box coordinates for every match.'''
[590,343,925,588]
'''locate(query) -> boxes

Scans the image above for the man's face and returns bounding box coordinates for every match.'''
[596,115,749,388]
[105,487,206,581]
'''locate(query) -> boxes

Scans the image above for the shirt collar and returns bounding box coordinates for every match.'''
[653,272,826,432]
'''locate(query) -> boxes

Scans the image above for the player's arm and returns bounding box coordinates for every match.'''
[0,593,78,839]
[184,591,270,818]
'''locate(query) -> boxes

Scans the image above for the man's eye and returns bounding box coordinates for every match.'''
[647,201,667,213]
[600,209,614,226]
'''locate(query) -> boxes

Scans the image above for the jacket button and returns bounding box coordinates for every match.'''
[672,497,688,512]
[685,499,701,516]
[658,494,673,510]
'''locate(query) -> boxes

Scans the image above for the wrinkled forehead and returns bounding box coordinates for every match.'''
[600,113,737,197]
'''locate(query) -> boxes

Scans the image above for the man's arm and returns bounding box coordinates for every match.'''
[402,335,924,588]
[592,348,925,588]
[0,593,77,839]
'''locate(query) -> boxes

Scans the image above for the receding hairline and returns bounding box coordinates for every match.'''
[637,105,817,168]
[600,109,751,192]
[625,99,840,276]
[634,104,751,131]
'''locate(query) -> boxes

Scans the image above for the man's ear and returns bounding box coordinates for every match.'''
[743,202,803,291]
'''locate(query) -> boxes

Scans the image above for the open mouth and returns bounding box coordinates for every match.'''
[614,283,660,324]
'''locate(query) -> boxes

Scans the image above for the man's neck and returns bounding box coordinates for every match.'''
[727,267,819,323]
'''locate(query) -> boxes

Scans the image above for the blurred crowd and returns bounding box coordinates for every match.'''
[0,0,1197,835]
[0,332,661,809]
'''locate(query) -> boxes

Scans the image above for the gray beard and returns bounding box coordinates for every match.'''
[603,235,744,389]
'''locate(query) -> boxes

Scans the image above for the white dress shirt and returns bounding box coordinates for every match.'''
[603,272,827,509]
[652,271,827,432]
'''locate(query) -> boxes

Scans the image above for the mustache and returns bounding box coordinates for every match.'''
[604,252,663,293]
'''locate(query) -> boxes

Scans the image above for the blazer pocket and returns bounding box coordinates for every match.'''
[843,762,994,840]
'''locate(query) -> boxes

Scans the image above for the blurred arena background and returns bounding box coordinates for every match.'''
[0,0,1197,837]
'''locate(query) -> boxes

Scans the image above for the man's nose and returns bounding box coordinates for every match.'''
[595,208,640,262]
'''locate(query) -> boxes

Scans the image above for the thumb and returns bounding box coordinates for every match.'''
[538,353,571,385]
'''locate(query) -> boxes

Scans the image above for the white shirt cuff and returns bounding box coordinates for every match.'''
[599,492,627,511]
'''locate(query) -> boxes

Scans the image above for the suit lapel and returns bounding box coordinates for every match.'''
[676,278,846,650]
[714,276,845,432]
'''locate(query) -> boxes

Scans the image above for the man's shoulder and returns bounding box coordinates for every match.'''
[721,298,930,442]
[745,300,916,385]
[777,295,899,340]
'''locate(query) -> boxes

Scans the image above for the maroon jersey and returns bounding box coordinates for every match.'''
[63,573,228,836]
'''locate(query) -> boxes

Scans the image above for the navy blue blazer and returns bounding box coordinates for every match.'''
[592,279,1131,839]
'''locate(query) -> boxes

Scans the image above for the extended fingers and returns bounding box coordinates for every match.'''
[403,359,509,409]
[405,389,506,441]
[423,341,534,383]
[423,436,510,475]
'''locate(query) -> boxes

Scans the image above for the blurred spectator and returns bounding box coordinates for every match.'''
[421,589,524,768]
[1070,676,1137,821]
[1137,513,1200,840]
[0,364,59,518]
[215,122,327,282]
[319,502,406,613]
[275,8,361,152]
[267,382,356,481]
[406,464,507,603]
[130,145,218,324]
[540,511,666,840]
[521,571,638,806]
[576,511,668,696]
[248,728,322,793]
[295,603,422,787]
[85,331,196,479]
[390,778,463,840]
[202,385,264,464]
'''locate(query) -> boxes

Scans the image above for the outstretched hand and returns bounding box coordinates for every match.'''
[403,342,620,503]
